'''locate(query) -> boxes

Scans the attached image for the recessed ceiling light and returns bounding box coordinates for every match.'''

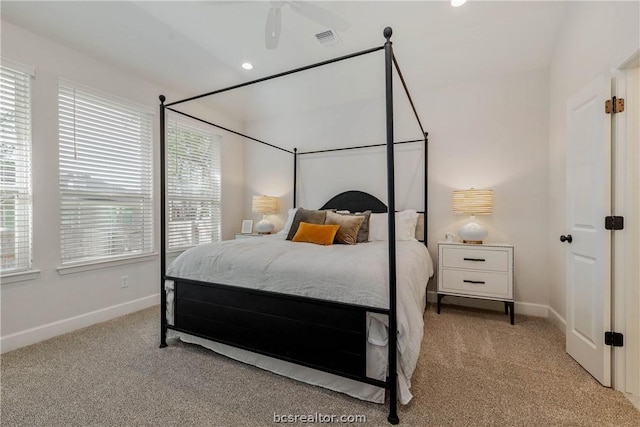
[241,62,253,70]
[451,0,467,7]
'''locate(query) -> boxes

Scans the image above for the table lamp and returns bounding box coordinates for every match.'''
[453,189,493,244]
[252,195,278,234]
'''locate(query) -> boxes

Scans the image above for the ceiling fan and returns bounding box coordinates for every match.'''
[265,1,350,49]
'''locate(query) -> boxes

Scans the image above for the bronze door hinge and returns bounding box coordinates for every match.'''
[605,96,625,114]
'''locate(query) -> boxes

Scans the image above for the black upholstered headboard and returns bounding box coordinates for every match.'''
[319,190,388,213]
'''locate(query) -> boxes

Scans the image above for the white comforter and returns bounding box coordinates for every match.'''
[167,234,434,402]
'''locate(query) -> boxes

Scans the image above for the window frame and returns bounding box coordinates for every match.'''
[57,80,154,267]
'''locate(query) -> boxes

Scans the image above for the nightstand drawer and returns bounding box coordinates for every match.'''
[441,247,509,272]
[440,269,512,299]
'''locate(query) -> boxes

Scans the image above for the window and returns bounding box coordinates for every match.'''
[0,63,33,274]
[58,82,153,265]
[167,118,221,251]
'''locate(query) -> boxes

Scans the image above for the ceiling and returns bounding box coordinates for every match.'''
[1,1,569,122]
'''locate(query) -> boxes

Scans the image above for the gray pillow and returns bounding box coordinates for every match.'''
[286,208,327,240]
[344,210,371,243]
[355,211,372,243]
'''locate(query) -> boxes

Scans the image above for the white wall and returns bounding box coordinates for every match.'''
[547,1,640,329]
[0,21,245,352]
[245,67,551,314]
[424,69,550,311]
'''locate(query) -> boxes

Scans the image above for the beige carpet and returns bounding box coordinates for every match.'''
[1,304,639,426]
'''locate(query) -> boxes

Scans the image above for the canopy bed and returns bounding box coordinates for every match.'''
[159,27,429,424]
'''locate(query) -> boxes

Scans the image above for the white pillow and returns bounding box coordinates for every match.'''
[278,207,300,235]
[368,210,419,241]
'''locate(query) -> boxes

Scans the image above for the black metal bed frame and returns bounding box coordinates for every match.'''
[159,27,427,425]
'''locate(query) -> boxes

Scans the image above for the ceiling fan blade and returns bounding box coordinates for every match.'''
[288,1,350,32]
[265,7,282,49]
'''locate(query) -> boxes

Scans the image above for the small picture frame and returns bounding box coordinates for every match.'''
[241,219,253,234]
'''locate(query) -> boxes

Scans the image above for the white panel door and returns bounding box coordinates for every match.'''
[565,74,612,386]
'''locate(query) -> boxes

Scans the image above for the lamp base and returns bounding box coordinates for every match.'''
[458,216,488,245]
[254,217,274,234]
[462,240,483,245]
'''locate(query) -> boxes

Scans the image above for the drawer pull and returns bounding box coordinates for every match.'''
[463,279,486,285]
[463,257,486,262]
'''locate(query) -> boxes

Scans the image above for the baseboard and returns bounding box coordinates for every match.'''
[624,393,640,412]
[547,305,567,335]
[0,294,160,354]
[427,290,549,318]
[515,301,549,317]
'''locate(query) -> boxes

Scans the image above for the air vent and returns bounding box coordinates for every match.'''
[315,30,342,47]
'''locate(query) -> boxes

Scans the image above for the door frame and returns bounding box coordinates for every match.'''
[612,51,640,397]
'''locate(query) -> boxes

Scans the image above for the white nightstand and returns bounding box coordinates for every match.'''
[235,233,265,239]
[437,242,515,324]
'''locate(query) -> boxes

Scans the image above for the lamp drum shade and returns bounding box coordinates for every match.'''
[252,195,278,214]
[252,195,278,234]
[452,189,493,215]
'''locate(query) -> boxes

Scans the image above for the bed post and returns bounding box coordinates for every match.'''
[159,95,168,349]
[293,147,298,208]
[424,132,428,246]
[383,27,399,426]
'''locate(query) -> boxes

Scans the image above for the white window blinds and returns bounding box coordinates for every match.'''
[58,82,153,265]
[167,118,221,251]
[0,64,32,273]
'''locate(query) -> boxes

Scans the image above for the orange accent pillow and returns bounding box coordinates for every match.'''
[291,222,340,245]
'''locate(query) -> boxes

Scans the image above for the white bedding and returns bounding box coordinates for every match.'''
[166,234,434,403]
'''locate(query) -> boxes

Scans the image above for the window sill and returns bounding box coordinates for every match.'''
[57,253,159,275]
[1,269,41,284]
